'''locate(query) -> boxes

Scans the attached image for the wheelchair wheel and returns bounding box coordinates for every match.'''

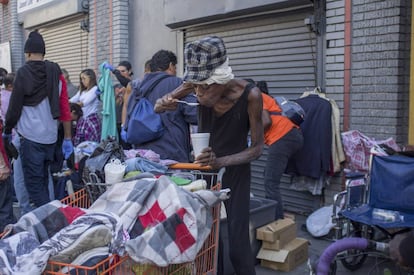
[328,260,337,275]
[339,222,374,271]
[340,249,367,271]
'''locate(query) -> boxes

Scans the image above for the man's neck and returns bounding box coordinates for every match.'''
[27,53,44,61]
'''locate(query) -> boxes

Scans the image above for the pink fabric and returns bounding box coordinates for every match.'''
[341,130,400,172]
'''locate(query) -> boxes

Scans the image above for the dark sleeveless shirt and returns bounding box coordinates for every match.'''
[197,84,253,158]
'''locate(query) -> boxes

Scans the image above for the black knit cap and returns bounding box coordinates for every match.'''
[24,30,45,55]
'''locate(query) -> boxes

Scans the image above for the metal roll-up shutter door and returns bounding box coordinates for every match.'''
[39,15,89,88]
[184,7,320,214]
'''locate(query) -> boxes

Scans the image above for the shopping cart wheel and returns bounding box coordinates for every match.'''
[339,223,373,271]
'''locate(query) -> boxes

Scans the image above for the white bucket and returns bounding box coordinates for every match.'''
[104,159,126,184]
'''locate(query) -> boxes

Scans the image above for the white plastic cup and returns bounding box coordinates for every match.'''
[191,133,210,159]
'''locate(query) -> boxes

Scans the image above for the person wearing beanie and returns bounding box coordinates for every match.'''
[154,36,264,275]
[23,29,46,55]
[3,30,74,208]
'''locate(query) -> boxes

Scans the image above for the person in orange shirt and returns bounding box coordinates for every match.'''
[257,80,304,220]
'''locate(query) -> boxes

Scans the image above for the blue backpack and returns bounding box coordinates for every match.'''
[125,75,170,144]
[271,96,306,126]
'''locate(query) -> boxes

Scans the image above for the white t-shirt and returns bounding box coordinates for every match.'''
[69,85,102,117]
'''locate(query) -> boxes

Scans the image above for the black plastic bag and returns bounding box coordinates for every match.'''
[82,137,125,183]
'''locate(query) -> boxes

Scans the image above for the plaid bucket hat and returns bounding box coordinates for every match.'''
[183,36,227,82]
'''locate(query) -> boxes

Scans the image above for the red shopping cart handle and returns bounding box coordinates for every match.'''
[169,163,213,170]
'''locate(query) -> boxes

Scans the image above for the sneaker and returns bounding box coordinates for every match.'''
[49,224,112,264]
[57,246,110,274]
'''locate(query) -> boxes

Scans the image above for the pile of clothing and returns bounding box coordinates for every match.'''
[0,175,229,275]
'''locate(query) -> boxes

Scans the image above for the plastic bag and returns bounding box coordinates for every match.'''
[83,137,125,183]
[341,130,400,172]
[306,205,335,237]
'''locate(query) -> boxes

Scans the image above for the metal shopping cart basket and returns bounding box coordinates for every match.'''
[44,163,224,275]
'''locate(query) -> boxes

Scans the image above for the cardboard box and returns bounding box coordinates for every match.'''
[257,238,309,272]
[284,212,296,221]
[256,218,296,250]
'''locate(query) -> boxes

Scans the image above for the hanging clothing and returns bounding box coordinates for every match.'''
[98,63,118,141]
[287,94,332,179]
[300,91,345,173]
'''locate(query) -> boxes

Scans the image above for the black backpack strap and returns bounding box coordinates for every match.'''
[270,97,282,116]
[244,82,256,93]
[140,74,172,98]
[269,111,282,116]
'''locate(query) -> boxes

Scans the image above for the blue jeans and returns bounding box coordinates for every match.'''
[264,128,304,219]
[13,137,56,215]
[0,176,16,231]
[19,137,56,207]
[12,136,34,215]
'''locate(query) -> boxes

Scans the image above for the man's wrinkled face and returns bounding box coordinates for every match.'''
[193,83,220,107]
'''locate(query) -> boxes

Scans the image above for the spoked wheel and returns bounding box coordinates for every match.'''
[339,249,368,271]
[339,222,374,271]
[328,260,337,275]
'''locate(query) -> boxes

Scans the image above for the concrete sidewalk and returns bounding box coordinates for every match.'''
[254,214,409,275]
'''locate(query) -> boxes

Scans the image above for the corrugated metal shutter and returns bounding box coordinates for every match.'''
[185,7,322,214]
[39,15,89,88]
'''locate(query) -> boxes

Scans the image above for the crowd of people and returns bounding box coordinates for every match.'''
[1,31,412,274]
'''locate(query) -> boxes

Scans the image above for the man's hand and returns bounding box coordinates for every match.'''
[154,82,196,113]
[62,138,74,159]
[194,147,220,169]
[154,95,179,113]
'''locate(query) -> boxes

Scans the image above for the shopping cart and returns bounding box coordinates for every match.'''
[43,163,224,275]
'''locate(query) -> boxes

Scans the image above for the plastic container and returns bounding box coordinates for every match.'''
[191,133,210,158]
[180,179,207,192]
[104,159,126,184]
[372,208,404,222]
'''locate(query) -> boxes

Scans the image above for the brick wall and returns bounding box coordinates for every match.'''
[323,0,412,202]
[350,0,411,144]
[90,0,130,69]
[0,3,11,45]
[326,0,411,144]
[326,0,346,109]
